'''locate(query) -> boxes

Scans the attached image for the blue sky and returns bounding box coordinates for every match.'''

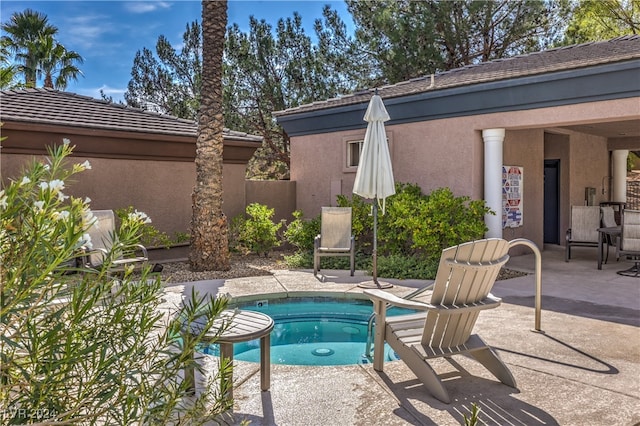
[1,1,353,101]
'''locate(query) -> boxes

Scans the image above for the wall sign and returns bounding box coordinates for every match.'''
[502,166,523,228]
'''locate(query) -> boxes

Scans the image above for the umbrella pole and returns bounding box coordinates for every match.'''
[358,198,392,289]
[373,199,378,284]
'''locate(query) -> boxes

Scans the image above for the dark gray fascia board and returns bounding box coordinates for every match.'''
[276,60,640,137]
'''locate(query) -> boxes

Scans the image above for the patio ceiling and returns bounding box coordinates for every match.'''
[559,119,640,138]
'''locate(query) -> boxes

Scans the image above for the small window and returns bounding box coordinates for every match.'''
[347,140,364,167]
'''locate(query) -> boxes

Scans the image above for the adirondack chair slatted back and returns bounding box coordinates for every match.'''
[422,239,510,349]
[319,207,352,250]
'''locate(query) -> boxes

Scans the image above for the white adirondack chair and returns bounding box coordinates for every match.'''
[365,238,517,403]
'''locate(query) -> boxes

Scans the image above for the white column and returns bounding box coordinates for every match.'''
[612,150,629,203]
[482,129,505,239]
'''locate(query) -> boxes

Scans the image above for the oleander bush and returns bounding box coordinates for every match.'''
[0,140,232,424]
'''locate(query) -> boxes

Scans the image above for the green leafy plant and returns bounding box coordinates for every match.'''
[1,141,232,424]
[463,403,481,426]
[293,185,490,280]
[337,193,373,252]
[115,206,173,248]
[173,231,191,244]
[405,187,490,262]
[235,203,282,256]
[375,254,437,280]
[283,210,320,252]
[376,182,426,256]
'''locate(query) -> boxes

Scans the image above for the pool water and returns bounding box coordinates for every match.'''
[199,297,415,366]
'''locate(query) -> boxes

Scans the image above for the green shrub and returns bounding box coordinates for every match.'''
[283,210,320,252]
[283,250,314,268]
[235,203,282,256]
[0,141,232,424]
[336,194,372,250]
[115,205,173,248]
[404,187,490,262]
[375,254,438,280]
[377,182,425,256]
[334,185,490,279]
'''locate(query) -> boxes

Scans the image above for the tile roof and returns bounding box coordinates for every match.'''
[274,35,640,116]
[0,88,262,142]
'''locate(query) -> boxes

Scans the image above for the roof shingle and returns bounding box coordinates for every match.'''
[274,35,640,116]
[0,88,262,142]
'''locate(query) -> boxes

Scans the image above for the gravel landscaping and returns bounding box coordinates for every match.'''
[153,251,528,284]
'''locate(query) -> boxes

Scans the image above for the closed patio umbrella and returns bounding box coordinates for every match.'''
[353,92,395,288]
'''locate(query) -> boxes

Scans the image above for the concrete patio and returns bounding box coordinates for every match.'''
[166,244,640,425]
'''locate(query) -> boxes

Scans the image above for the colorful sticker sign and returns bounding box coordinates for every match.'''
[502,166,523,228]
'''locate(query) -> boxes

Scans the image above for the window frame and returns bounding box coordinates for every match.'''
[342,132,393,173]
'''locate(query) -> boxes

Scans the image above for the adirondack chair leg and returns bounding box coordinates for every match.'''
[397,346,450,403]
[380,335,452,403]
[412,362,450,403]
[468,347,518,389]
[371,300,386,372]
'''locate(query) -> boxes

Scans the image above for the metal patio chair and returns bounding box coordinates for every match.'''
[313,207,355,276]
[566,205,601,261]
[617,209,640,277]
[84,210,149,273]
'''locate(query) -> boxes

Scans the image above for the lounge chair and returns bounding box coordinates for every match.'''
[617,209,640,277]
[365,238,516,403]
[565,205,601,262]
[84,210,149,272]
[314,207,355,276]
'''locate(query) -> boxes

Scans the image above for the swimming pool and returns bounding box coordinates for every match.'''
[199,296,415,366]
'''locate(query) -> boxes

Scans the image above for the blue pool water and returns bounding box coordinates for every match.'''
[199,297,415,366]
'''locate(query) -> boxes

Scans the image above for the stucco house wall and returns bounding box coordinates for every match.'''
[287,97,638,248]
[1,153,250,237]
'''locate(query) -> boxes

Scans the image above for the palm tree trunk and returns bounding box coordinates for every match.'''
[189,0,229,271]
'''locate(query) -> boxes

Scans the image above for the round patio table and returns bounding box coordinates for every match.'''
[182,309,274,400]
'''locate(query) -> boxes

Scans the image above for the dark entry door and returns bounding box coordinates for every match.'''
[544,160,560,244]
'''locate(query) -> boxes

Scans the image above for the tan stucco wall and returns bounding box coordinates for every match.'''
[503,129,545,249]
[290,97,640,245]
[1,153,249,237]
[245,180,297,224]
[290,117,485,219]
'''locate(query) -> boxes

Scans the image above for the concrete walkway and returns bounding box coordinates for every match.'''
[166,245,640,425]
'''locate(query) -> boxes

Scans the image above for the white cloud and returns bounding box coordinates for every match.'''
[62,14,114,51]
[123,2,172,14]
[76,85,126,103]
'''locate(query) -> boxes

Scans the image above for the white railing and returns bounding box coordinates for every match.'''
[507,238,543,332]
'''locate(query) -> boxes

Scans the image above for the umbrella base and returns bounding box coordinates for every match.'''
[357,280,393,289]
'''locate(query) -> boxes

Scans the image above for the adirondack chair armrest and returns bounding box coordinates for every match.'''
[365,289,503,314]
[365,289,433,311]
